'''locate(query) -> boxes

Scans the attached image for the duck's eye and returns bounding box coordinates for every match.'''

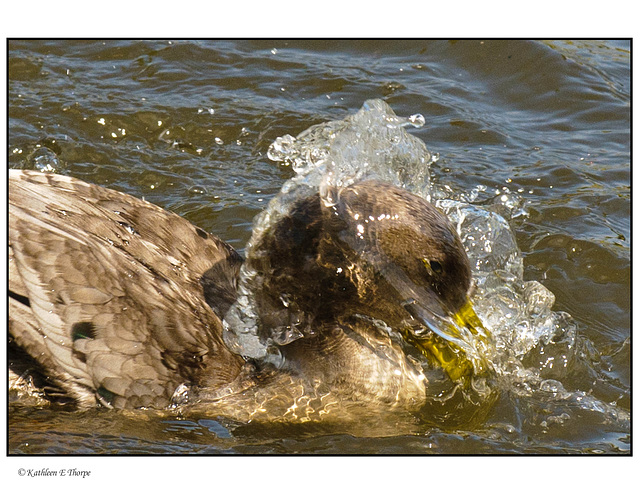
[423,258,443,275]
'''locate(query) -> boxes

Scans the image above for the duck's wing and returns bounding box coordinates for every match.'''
[8,170,245,409]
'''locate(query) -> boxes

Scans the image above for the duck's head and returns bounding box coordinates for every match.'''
[246,180,490,382]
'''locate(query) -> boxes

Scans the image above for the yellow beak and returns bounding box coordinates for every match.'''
[402,299,492,382]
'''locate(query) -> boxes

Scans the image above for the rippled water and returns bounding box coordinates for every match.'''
[7,40,630,455]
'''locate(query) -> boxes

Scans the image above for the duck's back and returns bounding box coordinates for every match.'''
[9,170,244,409]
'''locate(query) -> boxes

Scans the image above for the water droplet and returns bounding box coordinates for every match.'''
[30,147,61,173]
[188,185,207,195]
[408,113,426,127]
[267,134,297,162]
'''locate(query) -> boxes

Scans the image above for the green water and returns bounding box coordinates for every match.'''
[7,39,630,455]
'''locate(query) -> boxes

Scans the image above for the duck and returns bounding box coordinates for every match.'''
[8,169,490,420]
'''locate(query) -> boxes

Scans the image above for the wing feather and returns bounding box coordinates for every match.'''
[9,170,244,408]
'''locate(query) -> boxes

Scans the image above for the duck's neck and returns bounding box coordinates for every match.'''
[263,316,428,408]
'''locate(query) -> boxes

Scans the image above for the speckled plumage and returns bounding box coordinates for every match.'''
[9,170,244,409]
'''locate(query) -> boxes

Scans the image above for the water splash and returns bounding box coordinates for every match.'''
[223,99,628,429]
[266,99,435,204]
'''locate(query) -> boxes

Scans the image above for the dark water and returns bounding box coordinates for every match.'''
[7,40,630,455]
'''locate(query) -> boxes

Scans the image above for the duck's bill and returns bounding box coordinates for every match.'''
[401,298,492,382]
